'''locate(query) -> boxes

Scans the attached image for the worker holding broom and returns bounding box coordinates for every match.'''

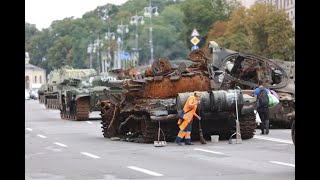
[175,91,203,145]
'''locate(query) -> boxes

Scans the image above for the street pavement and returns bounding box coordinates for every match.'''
[25,100,295,180]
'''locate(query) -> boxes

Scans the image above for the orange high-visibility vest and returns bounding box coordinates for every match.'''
[178,95,198,130]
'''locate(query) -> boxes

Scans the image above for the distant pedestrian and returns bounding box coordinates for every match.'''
[175,91,202,145]
[254,81,270,135]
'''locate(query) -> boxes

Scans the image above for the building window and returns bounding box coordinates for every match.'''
[291,0,293,5]
[35,76,37,83]
[40,76,42,83]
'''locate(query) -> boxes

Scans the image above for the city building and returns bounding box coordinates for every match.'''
[25,52,46,90]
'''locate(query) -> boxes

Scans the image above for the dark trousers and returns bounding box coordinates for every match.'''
[257,107,269,134]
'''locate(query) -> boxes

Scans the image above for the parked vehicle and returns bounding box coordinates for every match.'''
[25,90,30,100]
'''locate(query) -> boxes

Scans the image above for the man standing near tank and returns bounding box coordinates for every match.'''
[254,81,271,135]
[175,91,202,145]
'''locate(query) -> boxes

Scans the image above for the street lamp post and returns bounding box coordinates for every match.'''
[144,0,159,65]
[94,37,103,73]
[130,11,144,67]
[105,29,115,73]
[87,42,94,69]
[117,21,129,69]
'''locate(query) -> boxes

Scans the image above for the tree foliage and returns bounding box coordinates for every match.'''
[212,3,295,60]
[25,0,295,74]
[180,0,239,49]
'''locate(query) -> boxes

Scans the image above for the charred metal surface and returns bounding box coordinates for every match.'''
[206,43,295,128]
[98,45,295,143]
[151,57,173,76]
[98,49,258,143]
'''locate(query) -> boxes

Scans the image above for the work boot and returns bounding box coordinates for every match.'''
[185,142,194,145]
[184,138,193,145]
[175,137,182,145]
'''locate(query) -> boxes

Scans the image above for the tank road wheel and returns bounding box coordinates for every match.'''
[74,97,90,121]
[291,120,295,145]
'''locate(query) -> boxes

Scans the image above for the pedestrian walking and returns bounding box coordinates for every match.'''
[254,81,271,135]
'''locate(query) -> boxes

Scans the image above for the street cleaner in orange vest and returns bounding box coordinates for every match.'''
[175,91,202,145]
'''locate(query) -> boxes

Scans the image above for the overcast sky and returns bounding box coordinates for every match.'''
[25,0,129,30]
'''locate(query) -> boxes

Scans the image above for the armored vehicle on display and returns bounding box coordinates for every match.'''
[268,59,295,128]
[99,41,295,143]
[60,73,117,121]
[207,42,295,129]
[38,84,47,103]
[98,48,265,143]
[43,66,97,110]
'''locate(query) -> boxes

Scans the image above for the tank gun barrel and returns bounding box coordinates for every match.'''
[106,80,124,88]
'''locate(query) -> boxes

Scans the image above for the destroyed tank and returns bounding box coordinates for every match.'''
[38,84,47,104]
[60,73,117,121]
[207,41,295,128]
[98,50,258,143]
[43,65,97,110]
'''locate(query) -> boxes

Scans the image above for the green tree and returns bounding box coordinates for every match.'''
[213,3,294,60]
[180,0,239,48]
[25,22,39,47]
[217,6,251,53]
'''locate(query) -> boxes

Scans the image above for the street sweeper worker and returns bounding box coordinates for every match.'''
[175,91,202,145]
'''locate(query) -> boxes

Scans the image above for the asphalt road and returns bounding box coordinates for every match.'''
[25,100,295,180]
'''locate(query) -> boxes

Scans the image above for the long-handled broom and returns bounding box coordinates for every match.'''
[198,120,207,144]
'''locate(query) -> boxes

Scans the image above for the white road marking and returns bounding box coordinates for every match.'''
[127,166,163,177]
[86,121,93,124]
[194,148,224,155]
[254,135,293,144]
[26,128,33,131]
[269,161,295,167]
[53,142,68,147]
[81,152,101,159]
[37,134,47,138]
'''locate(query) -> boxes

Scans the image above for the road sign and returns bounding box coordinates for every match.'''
[190,36,200,45]
[191,28,200,36]
[191,45,199,51]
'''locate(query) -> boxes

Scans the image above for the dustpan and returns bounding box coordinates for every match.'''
[154,121,166,147]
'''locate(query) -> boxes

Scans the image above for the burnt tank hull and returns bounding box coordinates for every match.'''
[207,43,295,128]
[99,55,257,143]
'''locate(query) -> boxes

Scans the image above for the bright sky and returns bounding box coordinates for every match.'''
[25,0,129,30]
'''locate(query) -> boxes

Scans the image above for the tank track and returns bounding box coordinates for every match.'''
[60,98,90,121]
[140,118,158,143]
[38,94,45,103]
[74,98,90,120]
[237,111,257,139]
[45,97,60,109]
[101,108,114,138]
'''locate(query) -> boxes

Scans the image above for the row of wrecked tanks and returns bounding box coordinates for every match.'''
[38,42,295,144]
